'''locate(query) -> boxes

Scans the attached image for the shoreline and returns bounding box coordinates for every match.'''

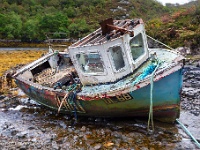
[0,41,71,48]
[0,47,48,51]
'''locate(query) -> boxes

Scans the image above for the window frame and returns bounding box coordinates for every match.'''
[108,45,126,73]
[75,51,106,75]
[129,33,145,61]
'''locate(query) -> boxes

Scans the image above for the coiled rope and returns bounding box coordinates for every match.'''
[176,119,200,149]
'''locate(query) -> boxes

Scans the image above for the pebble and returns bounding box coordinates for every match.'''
[93,143,102,150]
[52,141,59,150]
[80,126,86,132]
[16,131,28,139]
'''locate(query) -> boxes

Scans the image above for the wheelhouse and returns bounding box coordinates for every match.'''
[69,19,149,85]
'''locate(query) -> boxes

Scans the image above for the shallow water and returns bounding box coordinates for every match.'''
[0,95,199,150]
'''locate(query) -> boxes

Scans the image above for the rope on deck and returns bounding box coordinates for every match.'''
[176,119,200,149]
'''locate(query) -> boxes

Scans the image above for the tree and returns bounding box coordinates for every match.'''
[68,18,90,38]
[38,12,69,39]
[0,12,22,39]
[22,19,39,41]
[63,6,76,18]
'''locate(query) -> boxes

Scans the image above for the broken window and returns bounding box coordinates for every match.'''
[129,33,144,61]
[109,46,125,71]
[76,53,104,73]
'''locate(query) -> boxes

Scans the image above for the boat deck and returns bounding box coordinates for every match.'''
[34,67,75,87]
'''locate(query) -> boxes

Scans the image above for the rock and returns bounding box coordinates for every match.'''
[175,47,191,56]
[52,141,59,150]
[51,134,57,141]
[60,142,71,150]
[95,118,102,122]
[85,139,95,146]
[31,138,37,142]
[67,128,73,133]
[80,126,86,132]
[74,129,80,134]
[103,142,114,148]
[59,121,67,129]
[73,135,79,141]
[93,143,102,150]
[19,146,27,150]
[140,147,148,150]
[121,135,128,142]
[16,131,28,139]
[40,128,46,133]
[195,61,200,67]
[11,129,18,136]
[28,126,35,130]
[36,144,42,149]
[111,131,122,138]
[0,95,6,100]
[16,142,27,149]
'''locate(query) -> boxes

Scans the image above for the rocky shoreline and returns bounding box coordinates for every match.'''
[181,64,200,116]
[0,61,200,149]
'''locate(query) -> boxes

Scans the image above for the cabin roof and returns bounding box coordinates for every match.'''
[70,18,143,48]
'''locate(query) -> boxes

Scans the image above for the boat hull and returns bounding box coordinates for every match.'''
[15,69,183,123]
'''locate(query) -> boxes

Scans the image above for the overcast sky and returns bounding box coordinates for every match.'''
[157,0,194,5]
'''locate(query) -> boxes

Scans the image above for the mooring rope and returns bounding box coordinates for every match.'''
[147,35,173,50]
[148,60,160,132]
[69,90,78,124]
[176,119,200,149]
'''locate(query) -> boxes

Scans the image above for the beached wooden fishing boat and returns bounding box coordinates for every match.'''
[13,18,184,123]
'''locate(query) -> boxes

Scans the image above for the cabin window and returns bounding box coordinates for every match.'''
[129,33,144,60]
[109,46,125,71]
[76,53,104,73]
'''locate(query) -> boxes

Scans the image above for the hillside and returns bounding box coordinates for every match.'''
[0,0,200,53]
[146,0,200,53]
[0,0,169,40]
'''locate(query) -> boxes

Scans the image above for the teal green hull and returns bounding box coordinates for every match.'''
[15,69,182,123]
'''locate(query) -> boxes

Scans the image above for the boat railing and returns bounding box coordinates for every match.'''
[13,52,55,77]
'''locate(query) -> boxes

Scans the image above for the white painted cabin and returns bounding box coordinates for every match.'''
[68,19,149,85]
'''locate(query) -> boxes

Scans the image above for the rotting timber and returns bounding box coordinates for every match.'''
[13,18,184,123]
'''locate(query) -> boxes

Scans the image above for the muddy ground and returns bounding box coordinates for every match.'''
[0,62,200,150]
